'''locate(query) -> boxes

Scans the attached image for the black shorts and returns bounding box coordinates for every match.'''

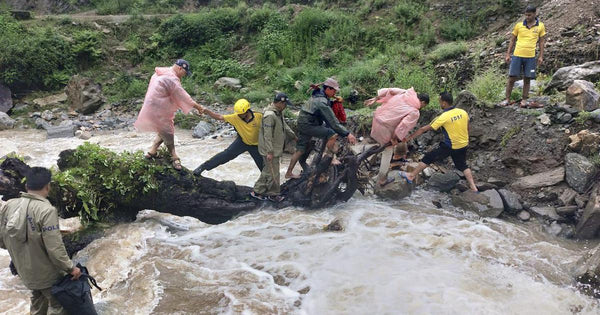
[296,123,336,152]
[422,142,469,171]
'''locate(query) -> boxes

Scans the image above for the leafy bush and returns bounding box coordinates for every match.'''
[106,73,148,103]
[338,57,392,103]
[394,64,437,101]
[187,57,251,83]
[174,112,201,129]
[72,30,103,67]
[440,19,477,41]
[426,42,468,63]
[291,8,336,52]
[394,0,423,25]
[575,111,592,125]
[467,68,505,105]
[256,15,294,64]
[93,0,136,15]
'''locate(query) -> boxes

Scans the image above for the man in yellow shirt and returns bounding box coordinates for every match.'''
[502,5,546,107]
[194,99,263,176]
[401,92,478,192]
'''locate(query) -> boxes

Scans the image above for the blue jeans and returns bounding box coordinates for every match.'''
[509,55,537,78]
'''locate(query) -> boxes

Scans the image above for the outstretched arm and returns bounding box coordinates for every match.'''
[405,125,433,142]
[203,108,225,121]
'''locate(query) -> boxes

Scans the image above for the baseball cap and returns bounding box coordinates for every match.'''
[274,92,292,106]
[322,77,340,91]
[175,59,192,76]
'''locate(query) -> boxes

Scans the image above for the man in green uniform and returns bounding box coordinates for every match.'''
[251,93,297,202]
[285,78,357,179]
[0,167,81,315]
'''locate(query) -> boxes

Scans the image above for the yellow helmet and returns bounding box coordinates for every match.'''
[234,99,250,115]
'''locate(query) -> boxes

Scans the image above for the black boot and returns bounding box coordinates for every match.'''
[193,165,206,176]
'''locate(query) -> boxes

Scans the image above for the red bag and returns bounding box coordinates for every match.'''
[331,97,347,123]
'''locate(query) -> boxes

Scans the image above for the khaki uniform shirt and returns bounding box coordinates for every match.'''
[0,192,73,290]
[258,104,296,157]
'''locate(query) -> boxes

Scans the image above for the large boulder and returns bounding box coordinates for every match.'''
[427,172,460,192]
[511,167,564,190]
[65,75,105,114]
[565,153,597,194]
[0,84,12,113]
[451,189,504,218]
[575,243,600,296]
[33,93,68,108]
[454,90,483,108]
[568,130,600,156]
[374,172,413,200]
[591,109,600,123]
[0,112,16,130]
[192,121,214,139]
[214,77,242,90]
[498,188,523,213]
[46,125,76,139]
[565,80,600,111]
[575,187,600,239]
[545,60,600,91]
[530,206,560,220]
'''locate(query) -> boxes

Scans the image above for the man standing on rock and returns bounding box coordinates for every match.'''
[502,5,546,107]
[194,99,264,176]
[285,78,357,179]
[251,93,297,202]
[365,87,429,187]
[134,59,205,170]
[0,167,81,315]
[401,92,478,192]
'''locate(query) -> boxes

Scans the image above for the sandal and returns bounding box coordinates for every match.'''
[250,191,267,201]
[268,195,285,202]
[172,158,182,170]
[378,177,396,187]
[145,152,158,159]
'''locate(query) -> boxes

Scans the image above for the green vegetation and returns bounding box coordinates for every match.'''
[467,68,504,106]
[53,143,168,224]
[427,42,468,63]
[590,154,600,168]
[501,126,521,147]
[575,111,592,125]
[174,112,202,129]
[440,20,477,41]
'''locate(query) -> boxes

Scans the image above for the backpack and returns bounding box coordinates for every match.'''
[51,263,102,315]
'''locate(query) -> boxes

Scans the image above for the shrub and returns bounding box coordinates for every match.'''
[575,111,592,125]
[440,19,477,41]
[394,64,437,98]
[187,57,251,83]
[106,73,148,103]
[467,68,505,105]
[174,112,201,129]
[93,0,136,15]
[394,0,423,26]
[72,30,103,68]
[257,15,294,64]
[426,42,468,63]
[337,57,392,102]
[291,8,336,52]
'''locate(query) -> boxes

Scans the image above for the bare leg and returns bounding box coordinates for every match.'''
[505,77,518,102]
[149,135,163,155]
[405,162,428,182]
[285,150,303,179]
[463,168,478,192]
[522,77,531,101]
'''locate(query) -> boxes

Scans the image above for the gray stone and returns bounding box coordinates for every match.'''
[538,113,551,125]
[545,60,600,91]
[574,243,600,289]
[75,130,92,140]
[59,120,74,127]
[451,189,504,218]
[545,221,563,236]
[565,153,597,193]
[454,90,481,108]
[46,125,76,139]
[498,189,523,213]
[33,93,67,107]
[41,110,54,121]
[565,80,600,111]
[558,112,573,124]
[511,167,564,190]
[35,118,51,130]
[518,210,531,221]
[214,77,242,90]
[556,205,578,216]
[530,206,560,220]
[192,121,214,139]
[0,84,12,113]
[487,177,508,187]
[515,79,538,92]
[374,172,413,200]
[65,75,105,114]
[575,188,600,239]
[0,112,15,130]
[568,130,600,156]
[559,187,578,206]
[428,172,460,192]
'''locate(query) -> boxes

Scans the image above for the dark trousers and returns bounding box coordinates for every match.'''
[201,136,264,171]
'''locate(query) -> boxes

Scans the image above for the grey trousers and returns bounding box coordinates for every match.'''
[31,287,68,315]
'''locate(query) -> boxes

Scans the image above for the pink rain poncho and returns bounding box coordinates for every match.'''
[134,67,196,135]
[369,87,421,145]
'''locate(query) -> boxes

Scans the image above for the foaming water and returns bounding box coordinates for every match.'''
[0,129,599,314]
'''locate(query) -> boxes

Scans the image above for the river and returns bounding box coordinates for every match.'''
[0,129,598,314]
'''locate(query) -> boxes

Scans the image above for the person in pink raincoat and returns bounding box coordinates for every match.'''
[134,59,204,170]
[365,87,429,186]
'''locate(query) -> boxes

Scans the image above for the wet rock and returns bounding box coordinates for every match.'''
[575,188,600,239]
[0,112,16,130]
[545,221,562,236]
[374,172,413,200]
[46,125,76,139]
[498,188,523,213]
[451,189,504,218]
[565,153,597,193]
[454,90,481,108]
[511,167,564,190]
[0,84,12,113]
[591,109,600,123]
[75,130,92,140]
[324,219,343,231]
[565,80,600,111]
[515,79,538,93]
[556,205,578,216]
[575,243,600,293]
[568,130,600,156]
[33,93,67,108]
[35,118,51,130]
[545,60,600,91]
[559,187,578,206]
[556,112,573,124]
[538,113,551,125]
[192,121,214,139]
[530,206,560,220]
[65,75,105,114]
[518,210,531,221]
[428,172,460,192]
[214,77,242,90]
[41,110,54,121]
[59,217,83,234]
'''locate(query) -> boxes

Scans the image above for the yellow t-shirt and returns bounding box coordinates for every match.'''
[512,20,546,58]
[223,112,263,145]
[430,107,469,149]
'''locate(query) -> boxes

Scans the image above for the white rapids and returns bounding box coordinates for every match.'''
[0,129,599,314]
